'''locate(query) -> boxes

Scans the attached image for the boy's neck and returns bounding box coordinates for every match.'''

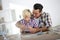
[24,19,30,23]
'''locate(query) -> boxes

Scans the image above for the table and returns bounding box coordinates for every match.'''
[21,31,60,40]
[0,32,60,40]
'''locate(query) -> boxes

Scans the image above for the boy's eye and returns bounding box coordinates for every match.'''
[25,16,29,18]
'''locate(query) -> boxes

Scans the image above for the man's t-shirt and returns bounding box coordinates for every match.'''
[34,18,39,27]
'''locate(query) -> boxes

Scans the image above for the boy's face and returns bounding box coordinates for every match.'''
[24,16,30,22]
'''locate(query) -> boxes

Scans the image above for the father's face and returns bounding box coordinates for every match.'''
[33,9,41,18]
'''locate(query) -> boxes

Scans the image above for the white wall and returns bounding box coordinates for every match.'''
[9,0,60,27]
[0,0,60,35]
[0,0,20,35]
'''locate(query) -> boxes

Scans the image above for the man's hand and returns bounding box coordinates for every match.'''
[28,26,49,33]
[41,27,49,32]
[28,27,38,33]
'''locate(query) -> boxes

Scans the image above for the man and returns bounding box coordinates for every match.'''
[16,3,52,33]
[30,3,52,33]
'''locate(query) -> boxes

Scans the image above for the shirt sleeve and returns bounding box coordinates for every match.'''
[44,13,52,28]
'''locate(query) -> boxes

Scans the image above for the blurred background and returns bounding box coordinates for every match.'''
[0,0,60,35]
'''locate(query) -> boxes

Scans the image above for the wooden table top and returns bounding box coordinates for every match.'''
[0,33,60,40]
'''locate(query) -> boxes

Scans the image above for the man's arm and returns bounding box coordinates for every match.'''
[38,13,51,32]
[28,27,49,33]
[34,27,48,32]
[29,13,52,33]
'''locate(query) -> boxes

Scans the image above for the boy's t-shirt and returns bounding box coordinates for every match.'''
[20,19,38,28]
[20,19,38,32]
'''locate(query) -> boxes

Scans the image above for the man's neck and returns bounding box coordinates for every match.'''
[34,15,41,19]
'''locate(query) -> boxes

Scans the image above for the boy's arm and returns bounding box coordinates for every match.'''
[15,21,26,31]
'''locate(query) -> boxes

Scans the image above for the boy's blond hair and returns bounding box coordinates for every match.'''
[22,9,31,18]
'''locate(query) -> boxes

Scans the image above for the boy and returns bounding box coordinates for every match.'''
[16,9,38,33]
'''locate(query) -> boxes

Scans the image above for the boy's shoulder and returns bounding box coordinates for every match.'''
[18,19,24,23]
[31,19,36,23]
[20,19,24,21]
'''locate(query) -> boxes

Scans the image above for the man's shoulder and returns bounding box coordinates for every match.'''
[42,12,49,16]
[41,12,50,18]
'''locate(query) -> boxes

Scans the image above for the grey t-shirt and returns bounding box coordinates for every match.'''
[34,18,40,27]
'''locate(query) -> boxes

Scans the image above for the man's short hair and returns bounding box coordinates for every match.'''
[33,3,43,12]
